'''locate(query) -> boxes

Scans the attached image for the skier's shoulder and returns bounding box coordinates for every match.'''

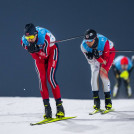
[114,56,124,63]
[36,26,51,38]
[127,57,133,69]
[97,33,108,42]
[97,33,113,46]
[21,35,29,46]
[81,40,92,52]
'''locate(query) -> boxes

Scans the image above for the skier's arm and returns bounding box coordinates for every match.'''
[42,33,51,57]
[128,67,134,75]
[80,44,93,60]
[21,39,27,50]
[21,39,40,60]
[128,56,134,74]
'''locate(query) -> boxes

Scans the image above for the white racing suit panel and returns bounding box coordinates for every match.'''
[90,60,100,91]
[81,44,100,91]
[100,74,111,92]
[47,33,56,47]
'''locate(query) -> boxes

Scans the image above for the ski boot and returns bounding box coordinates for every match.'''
[56,99,65,118]
[93,91,100,110]
[104,92,112,110]
[93,97,100,110]
[43,99,52,119]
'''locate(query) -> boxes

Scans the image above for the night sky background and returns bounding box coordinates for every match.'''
[0,0,134,99]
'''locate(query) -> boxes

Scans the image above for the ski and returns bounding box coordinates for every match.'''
[101,108,115,114]
[89,109,104,115]
[30,118,52,125]
[30,116,77,126]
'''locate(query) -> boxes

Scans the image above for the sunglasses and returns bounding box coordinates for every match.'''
[84,39,94,42]
[25,35,35,40]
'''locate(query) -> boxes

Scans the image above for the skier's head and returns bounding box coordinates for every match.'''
[84,29,98,48]
[121,56,128,70]
[24,23,38,43]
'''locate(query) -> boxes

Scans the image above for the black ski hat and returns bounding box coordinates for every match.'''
[84,29,97,40]
[24,23,37,36]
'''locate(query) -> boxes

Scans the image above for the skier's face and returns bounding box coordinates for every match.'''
[85,39,95,48]
[26,34,38,43]
[121,65,128,70]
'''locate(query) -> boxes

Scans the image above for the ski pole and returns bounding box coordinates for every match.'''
[51,35,84,43]
[110,50,134,53]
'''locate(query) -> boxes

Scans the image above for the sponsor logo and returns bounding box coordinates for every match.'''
[89,33,93,36]
[101,38,104,41]
[52,60,56,68]
[86,35,89,39]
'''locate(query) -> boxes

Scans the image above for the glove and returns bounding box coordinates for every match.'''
[93,49,99,59]
[85,52,93,60]
[27,42,40,53]
[120,70,129,80]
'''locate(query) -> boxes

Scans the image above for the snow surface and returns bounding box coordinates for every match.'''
[0,97,134,134]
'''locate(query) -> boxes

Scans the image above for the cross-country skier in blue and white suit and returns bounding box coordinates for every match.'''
[80,29,116,111]
[112,55,134,97]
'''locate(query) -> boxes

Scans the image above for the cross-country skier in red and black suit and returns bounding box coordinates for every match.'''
[21,23,65,119]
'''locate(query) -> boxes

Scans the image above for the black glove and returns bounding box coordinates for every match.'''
[85,52,93,60]
[93,49,99,59]
[27,42,40,53]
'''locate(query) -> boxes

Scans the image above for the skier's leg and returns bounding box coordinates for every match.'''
[47,46,65,117]
[124,78,132,97]
[112,65,121,97]
[100,50,115,109]
[100,67,112,109]
[113,77,121,97]
[47,47,61,99]
[90,61,100,110]
[35,60,52,118]
[35,60,49,99]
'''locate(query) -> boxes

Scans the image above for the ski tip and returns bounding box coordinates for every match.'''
[89,109,102,115]
[71,116,77,118]
[30,123,42,126]
[63,116,77,119]
[101,108,115,114]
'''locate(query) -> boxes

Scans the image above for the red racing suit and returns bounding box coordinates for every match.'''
[21,28,61,100]
[96,40,116,72]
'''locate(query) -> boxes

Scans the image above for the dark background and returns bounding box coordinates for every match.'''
[0,0,134,99]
